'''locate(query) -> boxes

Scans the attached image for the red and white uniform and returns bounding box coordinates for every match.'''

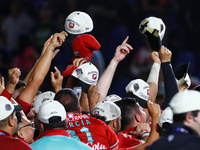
[117,127,144,148]
[66,113,119,150]
[0,129,32,150]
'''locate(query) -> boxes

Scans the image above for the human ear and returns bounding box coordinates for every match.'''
[135,113,141,122]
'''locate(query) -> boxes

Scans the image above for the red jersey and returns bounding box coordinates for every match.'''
[117,127,144,148]
[66,113,119,150]
[0,129,32,150]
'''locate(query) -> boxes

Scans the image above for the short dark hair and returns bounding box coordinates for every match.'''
[173,110,199,123]
[54,88,79,112]
[41,117,66,131]
[115,97,140,130]
[158,122,171,136]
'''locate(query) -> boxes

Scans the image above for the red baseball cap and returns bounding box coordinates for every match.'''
[62,65,78,77]
[72,34,101,62]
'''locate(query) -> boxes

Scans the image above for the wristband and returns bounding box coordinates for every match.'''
[139,130,150,138]
[147,63,160,85]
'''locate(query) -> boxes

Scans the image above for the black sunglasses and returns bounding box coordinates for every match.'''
[19,122,35,131]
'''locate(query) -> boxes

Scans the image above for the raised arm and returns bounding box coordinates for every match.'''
[129,100,161,150]
[158,46,178,109]
[6,68,21,94]
[97,36,133,102]
[23,35,53,84]
[147,51,161,103]
[19,31,67,105]
[51,66,63,93]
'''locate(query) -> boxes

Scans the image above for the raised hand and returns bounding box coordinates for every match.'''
[113,36,133,63]
[41,35,53,56]
[73,58,87,67]
[49,31,68,49]
[158,46,172,63]
[8,68,21,85]
[147,99,161,119]
[149,51,161,64]
[51,66,63,93]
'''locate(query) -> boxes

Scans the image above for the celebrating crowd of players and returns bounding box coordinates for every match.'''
[1,9,200,150]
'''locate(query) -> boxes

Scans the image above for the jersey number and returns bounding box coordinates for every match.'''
[67,127,94,143]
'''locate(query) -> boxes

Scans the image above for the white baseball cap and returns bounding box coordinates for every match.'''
[93,101,121,122]
[125,79,150,108]
[38,100,66,124]
[139,16,166,40]
[34,91,55,114]
[174,63,191,89]
[105,94,122,103]
[0,96,22,121]
[169,90,200,114]
[71,62,99,86]
[158,107,173,128]
[64,11,93,35]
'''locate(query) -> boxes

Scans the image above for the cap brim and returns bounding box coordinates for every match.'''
[79,80,90,93]
[145,30,162,51]
[14,104,23,112]
[65,33,80,43]
[62,65,78,77]
[174,63,190,80]
[135,95,148,108]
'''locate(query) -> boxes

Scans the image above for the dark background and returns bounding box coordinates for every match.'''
[0,0,200,98]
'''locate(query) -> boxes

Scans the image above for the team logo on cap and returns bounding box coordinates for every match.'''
[92,74,97,80]
[69,22,75,28]
[5,104,12,111]
[133,83,139,92]
[147,89,150,95]
[76,69,83,75]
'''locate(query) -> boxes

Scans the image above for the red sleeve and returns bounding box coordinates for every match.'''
[16,96,31,114]
[106,125,119,149]
[117,133,144,148]
[1,89,13,100]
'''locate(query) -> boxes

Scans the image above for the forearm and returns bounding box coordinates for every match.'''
[147,63,160,103]
[97,59,119,102]
[24,59,39,84]
[146,116,159,144]
[20,44,55,104]
[161,62,178,109]
[5,82,16,95]
[80,92,90,112]
[28,44,54,84]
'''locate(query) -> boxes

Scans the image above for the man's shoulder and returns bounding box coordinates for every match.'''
[146,133,200,150]
[0,136,32,149]
[31,135,92,150]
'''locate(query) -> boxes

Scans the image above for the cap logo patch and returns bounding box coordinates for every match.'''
[51,111,58,114]
[147,89,150,95]
[133,83,139,92]
[69,22,75,28]
[42,98,49,103]
[5,104,12,111]
[76,68,83,76]
[92,74,97,80]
